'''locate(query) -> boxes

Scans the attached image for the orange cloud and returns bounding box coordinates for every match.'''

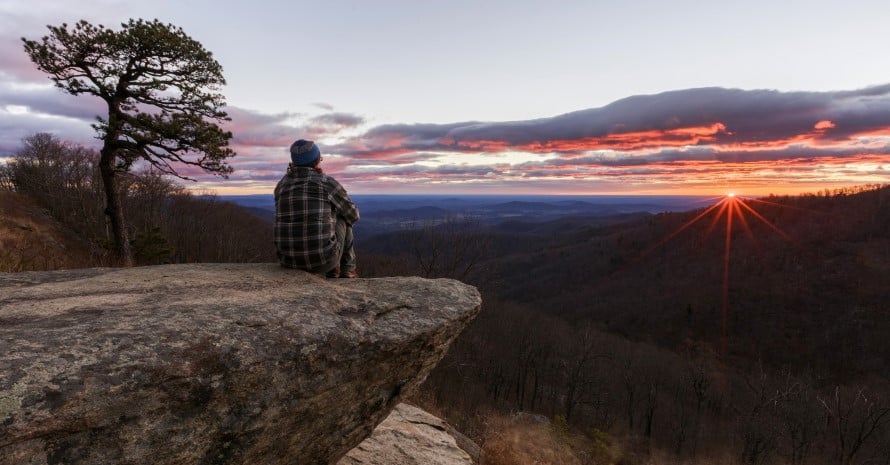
[849,127,890,138]
[444,123,730,153]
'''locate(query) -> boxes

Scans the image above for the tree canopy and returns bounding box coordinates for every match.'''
[22,18,235,176]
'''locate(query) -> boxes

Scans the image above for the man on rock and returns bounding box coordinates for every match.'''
[274,139,359,278]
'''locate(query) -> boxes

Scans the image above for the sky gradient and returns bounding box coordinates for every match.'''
[2,0,889,195]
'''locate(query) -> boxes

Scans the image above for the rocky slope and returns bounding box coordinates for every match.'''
[0,263,481,464]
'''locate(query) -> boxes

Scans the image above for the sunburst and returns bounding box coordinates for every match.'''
[645,193,796,358]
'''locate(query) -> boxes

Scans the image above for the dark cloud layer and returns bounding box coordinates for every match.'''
[0,81,106,122]
[333,85,890,162]
[308,112,364,128]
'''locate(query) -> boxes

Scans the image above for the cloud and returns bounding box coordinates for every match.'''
[2,71,888,194]
[527,143,890,169]
[0,80,107,122]
[334,85,890,160]
[308,112,365,129]
[331,122,481,158]
[224,107,301,149]
[247,85,880,194]
[0,106,100,155]
[225,107,366,150]
[347,152,441,166]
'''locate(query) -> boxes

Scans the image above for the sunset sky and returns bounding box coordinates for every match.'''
[1,0,889,195]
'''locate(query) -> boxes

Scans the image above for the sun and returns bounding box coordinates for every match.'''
[727,192,736,198]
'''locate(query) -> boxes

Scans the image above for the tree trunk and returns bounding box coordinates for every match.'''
[99,146,133,267]
[625,383,636,430]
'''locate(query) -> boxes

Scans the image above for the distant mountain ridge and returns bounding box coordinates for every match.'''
[219,194,714,238]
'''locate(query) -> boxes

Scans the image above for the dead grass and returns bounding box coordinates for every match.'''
[477,413,746,465]
[481,414,610,465]
[0,191,96,271]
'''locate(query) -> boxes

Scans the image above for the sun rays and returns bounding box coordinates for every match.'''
[645,193,797,358]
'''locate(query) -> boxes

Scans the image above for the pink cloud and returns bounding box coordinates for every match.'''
[0,33,48,82]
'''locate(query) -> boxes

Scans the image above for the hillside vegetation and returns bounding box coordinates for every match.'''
[362,185,890,465]
[0,134,274,270]
[0,191,94,271]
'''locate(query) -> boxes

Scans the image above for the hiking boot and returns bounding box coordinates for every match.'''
[325,268,340,278]
[339,270,358,278]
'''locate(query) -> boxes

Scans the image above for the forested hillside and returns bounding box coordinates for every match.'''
[0,191,94,271]
[491,187,890,380]
[362,185,890,465]
[0,133,274,270]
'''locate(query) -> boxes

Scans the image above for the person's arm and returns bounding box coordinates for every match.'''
[327,178,360,225]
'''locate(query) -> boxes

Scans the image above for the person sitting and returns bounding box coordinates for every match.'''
[274,139,359,278]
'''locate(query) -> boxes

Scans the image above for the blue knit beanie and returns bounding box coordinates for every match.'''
[290,139,321,166]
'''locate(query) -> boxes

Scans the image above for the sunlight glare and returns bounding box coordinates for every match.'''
[639,192,798,360]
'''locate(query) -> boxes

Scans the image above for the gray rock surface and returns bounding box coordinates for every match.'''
[0,263,481,465]
[339,403,477,465]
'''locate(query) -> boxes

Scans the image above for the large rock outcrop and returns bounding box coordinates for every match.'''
[339,403,479,465]
[0,264,481,465]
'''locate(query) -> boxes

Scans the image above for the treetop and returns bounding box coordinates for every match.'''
[22,18,235,179]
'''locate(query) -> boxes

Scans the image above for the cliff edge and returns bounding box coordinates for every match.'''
[0,263,481,465]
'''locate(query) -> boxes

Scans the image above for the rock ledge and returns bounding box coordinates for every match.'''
[0,263,481,465]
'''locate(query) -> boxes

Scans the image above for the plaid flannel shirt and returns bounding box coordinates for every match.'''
[274,165,359,270]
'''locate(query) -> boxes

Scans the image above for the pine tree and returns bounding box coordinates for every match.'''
[23,19,235,265]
